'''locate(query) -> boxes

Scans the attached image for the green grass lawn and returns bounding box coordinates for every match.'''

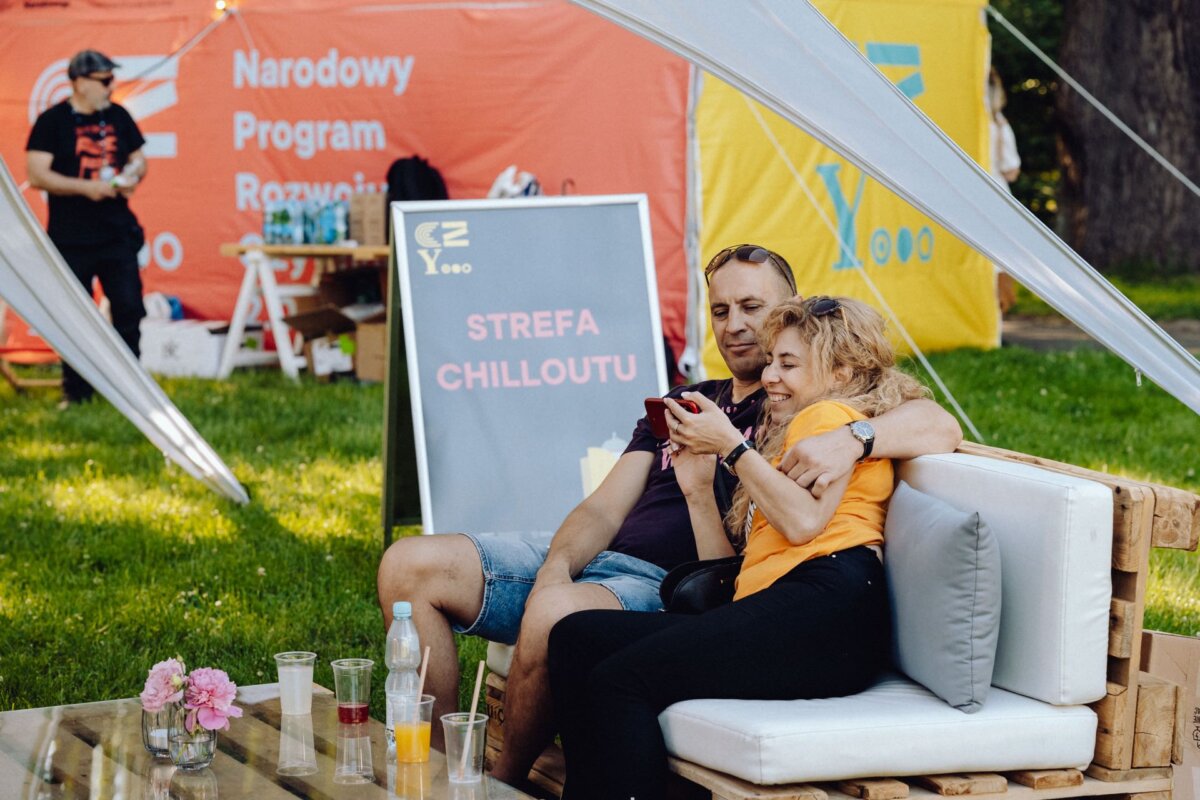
[0,348,1196,718]
[1010,274,1200,320]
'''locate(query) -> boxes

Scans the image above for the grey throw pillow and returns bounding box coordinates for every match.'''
[884,481,1001,713]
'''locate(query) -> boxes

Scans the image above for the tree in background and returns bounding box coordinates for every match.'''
[1057,0,1200,277]
[989,0,1199,278]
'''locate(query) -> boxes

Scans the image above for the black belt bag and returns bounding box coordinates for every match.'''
[659,555,743,614]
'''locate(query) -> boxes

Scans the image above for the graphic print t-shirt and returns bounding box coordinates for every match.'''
[607,379,765,570]
[26,101,145,247]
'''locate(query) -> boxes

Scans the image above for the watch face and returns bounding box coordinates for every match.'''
[850,420,874,441]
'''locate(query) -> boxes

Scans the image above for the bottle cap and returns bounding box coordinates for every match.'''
[392,601,412,619]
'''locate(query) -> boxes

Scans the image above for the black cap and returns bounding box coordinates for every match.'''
[67,50,119,80]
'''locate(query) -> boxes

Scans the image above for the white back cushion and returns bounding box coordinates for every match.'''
[897,454,1111,705]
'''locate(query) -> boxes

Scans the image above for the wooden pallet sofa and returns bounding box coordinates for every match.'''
[482,443,1199,800]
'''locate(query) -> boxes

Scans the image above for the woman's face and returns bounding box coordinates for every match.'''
[761,327,832,418]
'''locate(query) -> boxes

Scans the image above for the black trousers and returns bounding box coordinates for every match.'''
[57,239,145,403]
[548,546,890,800]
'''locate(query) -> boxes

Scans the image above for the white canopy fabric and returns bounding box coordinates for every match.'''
[571,0,1200,416]
[0,157,249,504]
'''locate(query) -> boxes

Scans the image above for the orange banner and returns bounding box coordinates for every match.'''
[0,1,690,355]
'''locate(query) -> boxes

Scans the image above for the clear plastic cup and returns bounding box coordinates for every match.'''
[389,694,434,764]
[330,658,373,724]
[274,651,316,715]
[441,713,486,783]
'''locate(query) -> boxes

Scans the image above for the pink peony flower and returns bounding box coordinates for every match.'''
[140,658,186,713]
[184,667,243,731]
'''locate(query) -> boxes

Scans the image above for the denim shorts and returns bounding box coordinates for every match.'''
[454,533,668,645]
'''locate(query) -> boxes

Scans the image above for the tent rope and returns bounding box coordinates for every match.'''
[987,6,1200,200]
[230,7,260,54]
[17,13,232,193]
[119,11,233,99]
[740,95,985,443]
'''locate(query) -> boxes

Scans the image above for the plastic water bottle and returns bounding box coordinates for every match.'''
[333,200,348,244]
[384,600,421,747]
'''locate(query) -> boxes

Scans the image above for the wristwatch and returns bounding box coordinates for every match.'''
[847,420,875,461]
[722,439,755,475]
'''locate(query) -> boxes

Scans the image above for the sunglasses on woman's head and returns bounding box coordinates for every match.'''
[704,243,797,294]
[805,296,844,320]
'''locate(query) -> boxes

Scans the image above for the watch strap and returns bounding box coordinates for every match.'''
[848,421,875,461]
[722,439,755,475]
[859,435,874,461]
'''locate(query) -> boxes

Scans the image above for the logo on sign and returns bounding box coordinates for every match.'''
[817,163,934,269]
[865,42,924,101]
[816,42,934,270]
[415,220,472,275]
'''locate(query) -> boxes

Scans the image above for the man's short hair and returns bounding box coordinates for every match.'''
[68,50,119,80]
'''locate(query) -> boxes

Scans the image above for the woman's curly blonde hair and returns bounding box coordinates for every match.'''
[724,296,928,546]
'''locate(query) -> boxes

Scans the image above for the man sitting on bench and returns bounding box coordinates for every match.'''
[376,243,963,788]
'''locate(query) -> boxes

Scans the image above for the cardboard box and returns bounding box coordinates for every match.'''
[354,312,388,382]
[350,192,387,246]
[283,302,383,340]
[140,320,263,378]
[1142,630,1200,800]
[304,333,355,378]
[284,302,382,379]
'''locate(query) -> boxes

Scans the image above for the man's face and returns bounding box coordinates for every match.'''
[73,72,114,111]
[708,260,795,382]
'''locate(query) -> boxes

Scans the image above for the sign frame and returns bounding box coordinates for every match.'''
[383,194,665,543]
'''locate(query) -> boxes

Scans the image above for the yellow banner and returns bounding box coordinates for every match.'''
[699,0,994,378]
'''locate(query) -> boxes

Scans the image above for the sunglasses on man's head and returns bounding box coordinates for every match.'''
[85,74,115,87]
[704,243,798,294]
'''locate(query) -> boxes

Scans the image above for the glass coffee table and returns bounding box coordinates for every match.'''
[0,683,534,798]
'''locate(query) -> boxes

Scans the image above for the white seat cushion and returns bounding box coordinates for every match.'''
[487,641,514,677]
[660,674,1098,785]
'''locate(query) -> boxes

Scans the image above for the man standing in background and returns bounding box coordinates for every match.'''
[26,49,148,407]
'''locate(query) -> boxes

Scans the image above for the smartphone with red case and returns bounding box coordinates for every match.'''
[644,397,700,439]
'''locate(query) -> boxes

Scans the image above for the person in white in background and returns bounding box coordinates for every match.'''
[987,66,1022,316]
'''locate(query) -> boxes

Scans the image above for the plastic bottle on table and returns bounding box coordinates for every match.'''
[384,600,421,747]
[334,200,348,244]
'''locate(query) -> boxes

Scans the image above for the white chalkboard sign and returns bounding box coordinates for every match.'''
[390,195,666,537]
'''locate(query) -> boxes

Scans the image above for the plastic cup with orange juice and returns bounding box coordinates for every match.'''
[389,694,434,764]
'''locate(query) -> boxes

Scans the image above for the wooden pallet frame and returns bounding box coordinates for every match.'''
[956,443,1195,783]
[482,443,1198,800]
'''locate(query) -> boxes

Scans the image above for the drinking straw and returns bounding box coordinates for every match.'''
[415,646,431,698]
[459,659,486,779]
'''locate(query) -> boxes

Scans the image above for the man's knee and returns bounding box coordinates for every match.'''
[378,535,481,606]
[516,583,619,659]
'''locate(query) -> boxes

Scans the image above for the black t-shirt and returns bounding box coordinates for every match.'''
[26,100,145,247]
[608,379,766,570]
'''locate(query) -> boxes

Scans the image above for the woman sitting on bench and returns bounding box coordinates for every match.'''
[548,295,928,800]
